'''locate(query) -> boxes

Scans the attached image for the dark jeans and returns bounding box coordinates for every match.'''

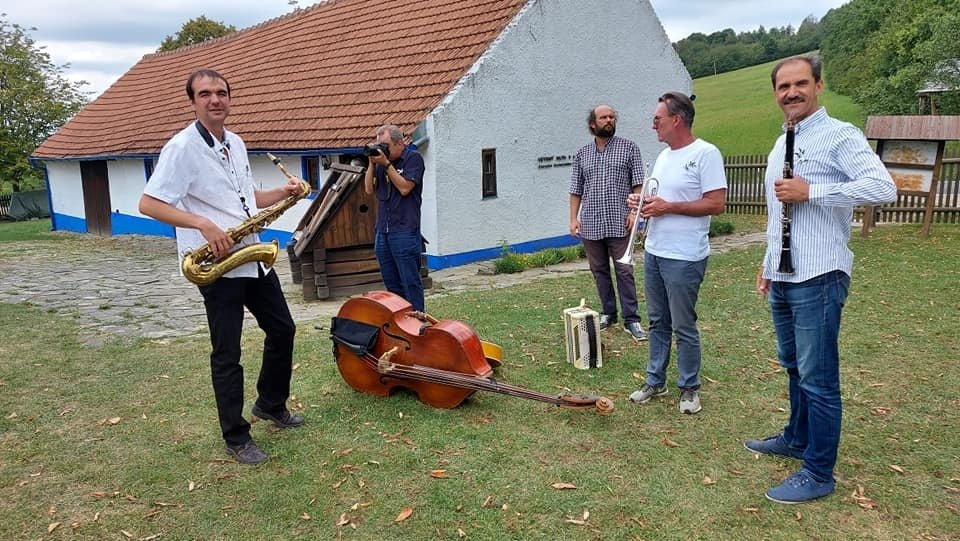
[769,270,850,482]
[375,229,425,312]
[198,270,296,446]
[643,253,707,389]
[582,236,641,324]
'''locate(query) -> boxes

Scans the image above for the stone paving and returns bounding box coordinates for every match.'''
[0,230,766,346]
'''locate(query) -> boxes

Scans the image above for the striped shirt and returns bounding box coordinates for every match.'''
[762,107,897,282]
[569,135,645,240]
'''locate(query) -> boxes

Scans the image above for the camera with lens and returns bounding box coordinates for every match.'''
[364,143,390,157]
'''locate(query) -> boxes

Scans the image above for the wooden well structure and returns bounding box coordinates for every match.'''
[288,160,431,300]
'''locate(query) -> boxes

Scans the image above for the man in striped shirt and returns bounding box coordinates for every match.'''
[569,104,647,340]
[745,55,896,504]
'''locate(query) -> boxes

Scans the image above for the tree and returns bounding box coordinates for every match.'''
[158,16,236,52]
[0,14,89,193]
[821,0,960,115]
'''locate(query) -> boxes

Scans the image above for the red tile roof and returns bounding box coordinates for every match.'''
[33,0,527,159]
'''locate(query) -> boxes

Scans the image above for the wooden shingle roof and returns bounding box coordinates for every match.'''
[33,0,527,159]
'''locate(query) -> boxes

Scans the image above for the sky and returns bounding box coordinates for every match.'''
[4,0,849,98]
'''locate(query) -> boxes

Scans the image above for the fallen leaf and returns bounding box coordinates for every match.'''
[395,507,414,522]
[794,510,802,521]
[188,480,196,492]
[703,375,718,384]
[108,417,121,425]
[564,518,586,525]
[299,512,311,521]
[582,509,589,521]
[702,476,716,485]
[431,470,448,479]
[551,482,577,490]
[870,407,891,416]
[661,438,680,448]
[47,522,61,533]
[851,485,878,510]
[889,464,905,474]
[6,412,17,419]
[332,478,346,489]
[120,530,133,538]
[336,513,350,526]
[457,528,467,538]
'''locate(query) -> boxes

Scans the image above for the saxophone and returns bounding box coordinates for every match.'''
[181,153,311,285]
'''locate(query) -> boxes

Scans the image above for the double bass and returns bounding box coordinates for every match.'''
[330,291,613,415]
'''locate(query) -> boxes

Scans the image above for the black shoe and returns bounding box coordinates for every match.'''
[251,403,305,429]
[598,314,617,330]
[226,440,268,465]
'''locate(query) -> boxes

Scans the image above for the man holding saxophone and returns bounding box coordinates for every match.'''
[139,69,305,466]
[627,92,726,415]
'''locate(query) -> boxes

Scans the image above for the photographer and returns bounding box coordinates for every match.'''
[363,125,426,311]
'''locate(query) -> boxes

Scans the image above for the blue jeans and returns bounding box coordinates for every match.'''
[769,270,850,482]
[643,253,707,389]
[374,229,424,312]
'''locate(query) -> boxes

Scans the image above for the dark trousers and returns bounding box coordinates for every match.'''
[582,236,641,324]
[198,270,296,446]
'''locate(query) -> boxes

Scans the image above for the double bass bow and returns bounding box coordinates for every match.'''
[330,291,614,415]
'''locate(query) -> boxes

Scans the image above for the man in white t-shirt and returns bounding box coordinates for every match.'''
[627,92,727,415]
[139,69,306,465]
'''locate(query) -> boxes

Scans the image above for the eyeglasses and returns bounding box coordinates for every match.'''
[653,114,674,126]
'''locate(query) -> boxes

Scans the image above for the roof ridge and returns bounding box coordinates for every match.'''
[144,0,339,59]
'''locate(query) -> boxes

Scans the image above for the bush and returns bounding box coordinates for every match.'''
[709,219,735,237]
[493,244,526,274]
[493,244,585,274]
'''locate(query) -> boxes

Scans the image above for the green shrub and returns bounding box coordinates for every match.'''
[492,243,526,274]
[709,219,735,237]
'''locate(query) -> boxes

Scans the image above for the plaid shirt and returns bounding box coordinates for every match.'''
[569,135,645,240]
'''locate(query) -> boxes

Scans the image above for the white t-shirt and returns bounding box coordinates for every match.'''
[645,139,727,261]
[144,122,263,278]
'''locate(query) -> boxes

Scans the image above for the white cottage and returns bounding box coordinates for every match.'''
[33,0,689,270]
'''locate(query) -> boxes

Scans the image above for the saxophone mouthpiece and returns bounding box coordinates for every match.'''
[266,152,281,165]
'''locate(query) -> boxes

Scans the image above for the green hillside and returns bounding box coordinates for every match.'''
[693,57,865,155]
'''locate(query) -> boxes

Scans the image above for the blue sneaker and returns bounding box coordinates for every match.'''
[744,434,804,459]
[765,470,835,504]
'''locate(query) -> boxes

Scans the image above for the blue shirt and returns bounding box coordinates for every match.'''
[762,107,897,282]
[374,147,424,233]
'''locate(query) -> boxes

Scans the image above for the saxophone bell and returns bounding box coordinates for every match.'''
[181,155,310,285]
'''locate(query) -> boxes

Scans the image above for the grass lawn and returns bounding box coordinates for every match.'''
[0,219,958,540]
[694,56,865,155]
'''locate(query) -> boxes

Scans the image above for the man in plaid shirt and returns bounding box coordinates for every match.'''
[569,104,647,340]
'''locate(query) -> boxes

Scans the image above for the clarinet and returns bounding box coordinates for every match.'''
[776,118,796,274]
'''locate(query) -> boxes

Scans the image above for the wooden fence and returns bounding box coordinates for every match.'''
[0,194,11,219]
[724,155,960,224]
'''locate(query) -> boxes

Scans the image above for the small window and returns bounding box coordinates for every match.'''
[482,148,497,198]
[304,156,320,191]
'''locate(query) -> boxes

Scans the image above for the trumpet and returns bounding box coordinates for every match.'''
[616,177,660,265]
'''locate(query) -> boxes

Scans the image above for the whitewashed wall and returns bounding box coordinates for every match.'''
[46,161,84,218]
[423,0,690,256]
[107,159,149,216]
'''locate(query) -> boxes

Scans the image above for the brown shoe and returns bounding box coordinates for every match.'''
[252,403,304,429]
[225,440,268,465]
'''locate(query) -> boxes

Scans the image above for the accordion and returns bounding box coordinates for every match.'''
[562,300,602,370]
